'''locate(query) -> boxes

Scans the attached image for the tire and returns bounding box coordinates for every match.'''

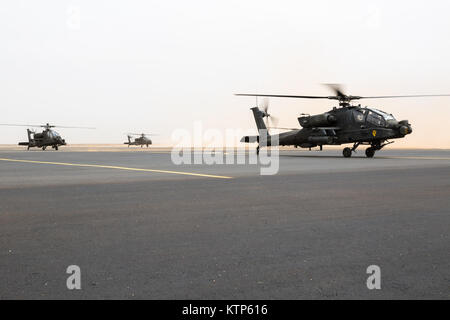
[343,147,352,158]
[365,147,375,158]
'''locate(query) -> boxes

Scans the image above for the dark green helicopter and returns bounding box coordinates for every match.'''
[237,85,450,158]
[0,123,94,150]
[124,133,155,148]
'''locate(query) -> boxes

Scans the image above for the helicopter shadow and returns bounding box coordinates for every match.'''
[280,154,374,159]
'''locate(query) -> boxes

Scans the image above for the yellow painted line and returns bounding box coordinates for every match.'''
[383,156,450,161]
[0,158,233,180]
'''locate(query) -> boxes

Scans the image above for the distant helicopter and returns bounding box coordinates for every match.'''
[124,133,155,148]
[237,84,450,158]
[0,123,94,150]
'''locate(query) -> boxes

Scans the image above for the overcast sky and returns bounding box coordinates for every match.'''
[1,0,449,147]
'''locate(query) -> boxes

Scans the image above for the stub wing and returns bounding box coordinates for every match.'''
[313,127,341,130]
[240,135,259,143]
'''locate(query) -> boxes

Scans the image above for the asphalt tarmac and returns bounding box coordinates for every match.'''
[0,147,449,299]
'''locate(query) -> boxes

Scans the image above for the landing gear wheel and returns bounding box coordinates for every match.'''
[55,146,58,151]
[256,146,260,155]
[42,146,46,151]
[343,147,352,158]
[365,147,375,158]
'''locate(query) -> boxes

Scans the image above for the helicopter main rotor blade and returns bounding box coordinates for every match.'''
[358,94,450,99]
[236,93,450,101]
[127,133,158,136]
[0,124,45,127]
[236,93,333,99]
[0,124,95,129]
[49,125,95,129]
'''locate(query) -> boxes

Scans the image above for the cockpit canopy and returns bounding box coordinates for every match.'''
[48,130,61,138]
[368,108,396,121]
[353,108,396,127]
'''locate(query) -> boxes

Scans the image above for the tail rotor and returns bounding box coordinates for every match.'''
[259,98,279,129]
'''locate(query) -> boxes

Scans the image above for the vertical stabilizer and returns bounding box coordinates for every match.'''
[27,129,33,142]
[251,107,267,131]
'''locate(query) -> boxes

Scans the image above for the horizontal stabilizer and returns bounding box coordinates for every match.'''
[240,135,259,143]
[268,127,299,131]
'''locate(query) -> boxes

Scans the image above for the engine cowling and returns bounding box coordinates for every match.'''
[298,113,336,128]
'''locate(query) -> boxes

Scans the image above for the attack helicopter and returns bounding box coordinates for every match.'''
[0,123,95,150]
[124,133,154,148]
[237,85,450,158]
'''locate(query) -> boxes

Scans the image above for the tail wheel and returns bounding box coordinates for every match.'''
[343,147,352,158]
[365,147,375,158]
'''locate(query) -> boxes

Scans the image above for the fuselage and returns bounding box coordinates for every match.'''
[19,129,66,149]
[124,135,152,147]
[269,106,412,148]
